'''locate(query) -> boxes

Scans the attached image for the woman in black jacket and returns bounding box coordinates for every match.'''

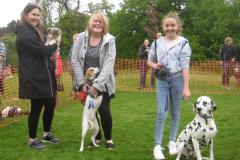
[16,3,60,150]
[219,37,234,89]
[138,39,150,89]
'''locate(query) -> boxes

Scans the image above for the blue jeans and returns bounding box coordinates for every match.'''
[154,75,183,145]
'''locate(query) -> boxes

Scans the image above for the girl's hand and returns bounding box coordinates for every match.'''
[154,63,162,70]
[183,88,191,100]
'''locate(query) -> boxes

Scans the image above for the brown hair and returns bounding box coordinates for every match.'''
[162,11,183,35]
[20,3,45,42]
[87,11,109,35]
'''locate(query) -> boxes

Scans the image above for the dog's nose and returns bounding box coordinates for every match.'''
[197,108,202,112]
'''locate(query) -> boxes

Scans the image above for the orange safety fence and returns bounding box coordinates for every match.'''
[0,59,240,123]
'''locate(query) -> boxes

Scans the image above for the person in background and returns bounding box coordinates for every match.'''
[219,37,234,90]
[150,32,162,88]
[234,43,240,84]
[139,39,150,89]
[147,12,191,160]
[16,3,60,150]
[71,11,116,149]
[0,40,7,95]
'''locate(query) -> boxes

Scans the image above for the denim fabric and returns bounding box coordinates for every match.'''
[154,75,183,145]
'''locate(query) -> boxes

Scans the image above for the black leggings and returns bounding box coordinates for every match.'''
[96,92,113,141]
[28,97,56,139]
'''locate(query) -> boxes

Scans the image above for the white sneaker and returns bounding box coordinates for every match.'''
[153,145,165,160]
[168,141,178,155]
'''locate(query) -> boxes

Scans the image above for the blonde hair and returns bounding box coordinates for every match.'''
[87,11,109,35]
[72,33,78,43]
[224,37,233,43]
[162,11,183,35]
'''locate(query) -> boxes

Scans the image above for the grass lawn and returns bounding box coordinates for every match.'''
[0,92,239,160]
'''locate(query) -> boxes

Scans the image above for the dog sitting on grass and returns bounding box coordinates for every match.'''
[79,67,103,152]
[176,96,217,160]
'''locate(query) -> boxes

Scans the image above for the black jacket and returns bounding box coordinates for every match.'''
[139,45,149,60]
[16,24,57,99]
[220,45,234,61]
[235,46,240,62]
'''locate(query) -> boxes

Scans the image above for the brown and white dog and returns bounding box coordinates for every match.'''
[79,67,103,152]
[45,27,61,47]
[176,96,217,160]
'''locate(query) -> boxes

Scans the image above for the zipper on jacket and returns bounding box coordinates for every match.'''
[45,57,54,97]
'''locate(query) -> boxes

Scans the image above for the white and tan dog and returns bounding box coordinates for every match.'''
[176,96,217,160]
[79,67,103,152]
[45,27,61,47]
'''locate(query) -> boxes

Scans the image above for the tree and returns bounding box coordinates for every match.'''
[56,12,88,57]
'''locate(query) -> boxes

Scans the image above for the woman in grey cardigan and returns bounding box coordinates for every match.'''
[71,11,116,149]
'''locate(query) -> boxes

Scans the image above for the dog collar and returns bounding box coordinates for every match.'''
[198,113,212,120]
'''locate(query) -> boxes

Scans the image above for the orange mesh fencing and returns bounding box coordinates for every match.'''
[1,59,240,123]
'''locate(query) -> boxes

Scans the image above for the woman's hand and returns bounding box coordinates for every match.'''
[89,86,99,98]
[51,50,60,60]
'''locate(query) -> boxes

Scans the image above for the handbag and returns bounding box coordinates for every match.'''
[56,76,64,92]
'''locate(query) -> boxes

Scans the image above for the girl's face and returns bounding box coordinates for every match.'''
[91,16,103,34]
[144,39,149,46]
[26,8,40,27]
[162,17,179,39]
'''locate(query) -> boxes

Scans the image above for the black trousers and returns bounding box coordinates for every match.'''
[96,92,113,141]
[28,97,56,139]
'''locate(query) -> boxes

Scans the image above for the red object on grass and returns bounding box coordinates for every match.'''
[79,90,87,104]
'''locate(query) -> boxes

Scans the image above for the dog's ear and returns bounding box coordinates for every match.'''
[47,28,52,33]
[193,101,197,113]
[85,68,94,80]
[211,100,217,111]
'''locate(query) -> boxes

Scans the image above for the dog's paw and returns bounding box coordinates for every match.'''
[49,39,57,45]
[79,148,83,152]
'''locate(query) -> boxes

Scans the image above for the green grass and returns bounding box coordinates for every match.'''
[0,92,239,160]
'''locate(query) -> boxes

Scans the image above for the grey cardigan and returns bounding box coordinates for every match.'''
[71,31,116,97]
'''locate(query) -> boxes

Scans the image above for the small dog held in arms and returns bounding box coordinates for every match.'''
[45,27,61,47]
[176,96,217,160]
[79,67,103,152]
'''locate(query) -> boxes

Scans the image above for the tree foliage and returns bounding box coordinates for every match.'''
[3,0,240,63]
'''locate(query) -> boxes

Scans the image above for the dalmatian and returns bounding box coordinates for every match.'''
[176,96,217,160]
[79,67,103,152]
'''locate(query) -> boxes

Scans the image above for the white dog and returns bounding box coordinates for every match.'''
[176,96,217,160]
[79,67,103,152]
[2,106,22,118]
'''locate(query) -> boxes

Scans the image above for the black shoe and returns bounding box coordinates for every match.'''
[41,133,60,144]
[28,140,47,150]
[106,142,115,150]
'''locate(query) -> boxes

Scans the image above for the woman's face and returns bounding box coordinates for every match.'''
[91,16,103,34]
[162,17,179,39]
[26,8,40,27]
